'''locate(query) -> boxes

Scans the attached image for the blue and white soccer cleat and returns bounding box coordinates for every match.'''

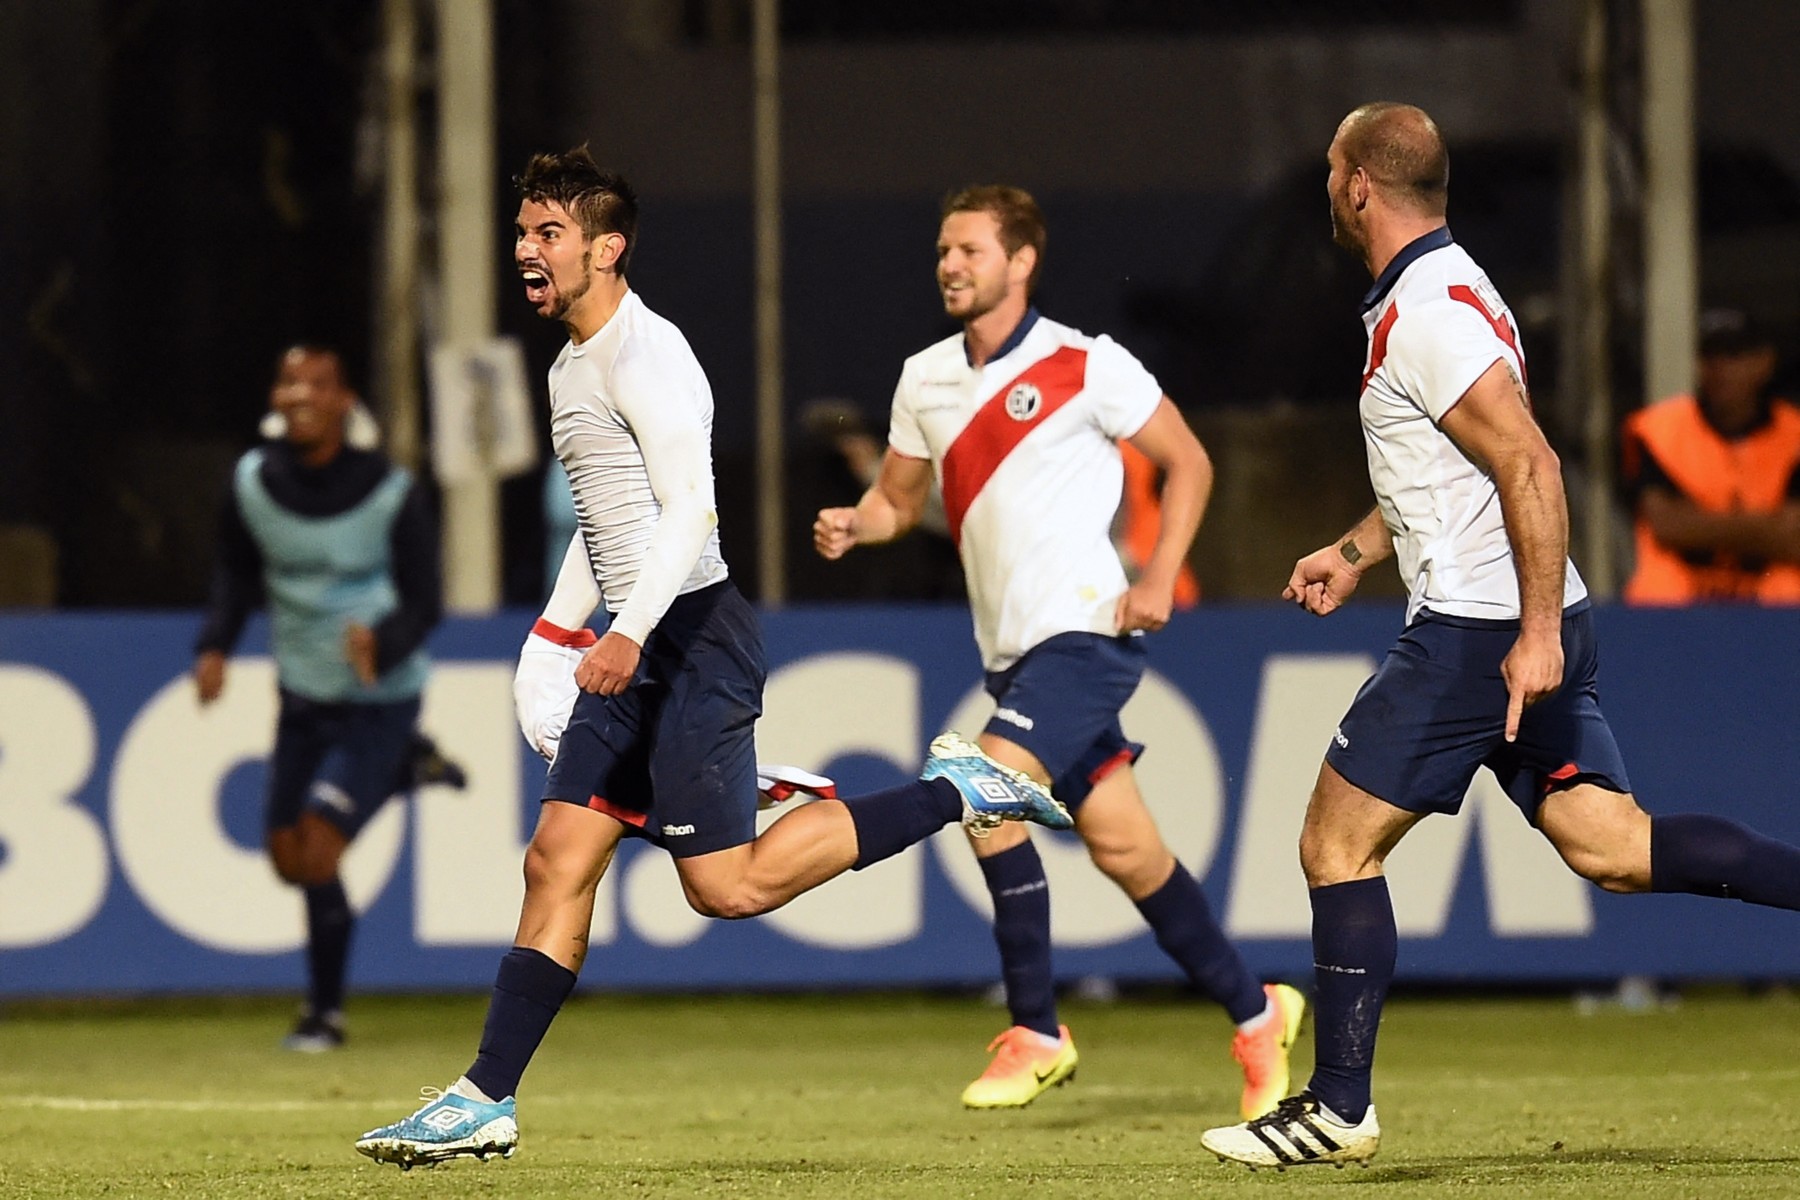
[922,731,1073,834]
[355,1086,519,1171]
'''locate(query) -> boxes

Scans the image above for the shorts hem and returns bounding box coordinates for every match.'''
[1324,748,1454,817]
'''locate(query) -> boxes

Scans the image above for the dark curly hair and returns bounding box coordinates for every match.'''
[515,147,639,276]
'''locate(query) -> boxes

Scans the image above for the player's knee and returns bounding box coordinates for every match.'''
[268,833,311,885]
[681,882,767,920]
[1086,838,1162,894]
[269,849,308,885]
[1563,845,1650,894]
[1297,824,1340,887]
[522,837,589,896]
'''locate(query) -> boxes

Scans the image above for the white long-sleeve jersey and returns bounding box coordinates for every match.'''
[547,289,728,645]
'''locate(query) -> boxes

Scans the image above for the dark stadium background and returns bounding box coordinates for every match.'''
[6,0,1800,609]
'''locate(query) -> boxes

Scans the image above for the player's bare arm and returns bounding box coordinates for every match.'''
[344,623,379,687]
[813,449,933,560]
[1284,506,1393,617]
[1117,396,1211,633]
[1639,488,1800,564]
[193,649,227,704]
[1437,357,1567,740]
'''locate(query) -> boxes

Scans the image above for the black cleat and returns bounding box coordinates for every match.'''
[282,1010,346,1053]
[408,733,468,791]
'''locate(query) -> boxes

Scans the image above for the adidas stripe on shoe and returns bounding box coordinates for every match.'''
[1199,1091,1379,1171]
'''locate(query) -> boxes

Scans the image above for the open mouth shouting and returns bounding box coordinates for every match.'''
[521,267,551,308]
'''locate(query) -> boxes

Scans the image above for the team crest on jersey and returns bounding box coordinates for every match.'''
[1004,383,1043,421]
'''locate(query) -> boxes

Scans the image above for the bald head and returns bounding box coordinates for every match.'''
[1334,103,1449,218]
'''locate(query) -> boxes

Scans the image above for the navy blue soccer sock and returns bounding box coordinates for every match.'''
[978,841,1059,1038]
[302,879,354,1017]
[1651,814,1800,909]
[847,778,964,870]
[1134,865,1267,1025]
[465,947,579,1101]
[1305,877,1396,1125]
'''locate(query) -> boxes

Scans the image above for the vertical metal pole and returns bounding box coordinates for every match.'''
[1641,0,1697,404]
[1577,0,1617,596]
[437,0,500,613]
[378,0,421,472]
[752,0,785,605]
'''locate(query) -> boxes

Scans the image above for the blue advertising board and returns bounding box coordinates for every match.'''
[1,605,1797,995]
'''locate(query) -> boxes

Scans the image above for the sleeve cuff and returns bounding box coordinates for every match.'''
[531,618,598,648]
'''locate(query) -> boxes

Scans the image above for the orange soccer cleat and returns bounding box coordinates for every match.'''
[1231,983,1308,1120]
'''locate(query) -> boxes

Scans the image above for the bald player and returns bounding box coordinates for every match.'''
[1201,102,1800,1170]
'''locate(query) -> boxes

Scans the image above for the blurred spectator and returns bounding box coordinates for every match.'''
[1115,440,1201,608]
[543,459,580,602]
[1621,310,1800,604]
[804,397,952,537]
[193,344,465,1052]
[790,398,965,601]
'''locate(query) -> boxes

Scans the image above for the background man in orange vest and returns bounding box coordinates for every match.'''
[1621,309,1800,604]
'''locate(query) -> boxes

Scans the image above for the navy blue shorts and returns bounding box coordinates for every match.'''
[982,631,1147,809]
[1325,603,1632,821]
[268,689,420,838]
[544,581,766,858]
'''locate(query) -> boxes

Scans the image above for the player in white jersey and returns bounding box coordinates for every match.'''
[1202,103,1800,1171]
[815,186,1304,1116]
[357,150,1072,1172]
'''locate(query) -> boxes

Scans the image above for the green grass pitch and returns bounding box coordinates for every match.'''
[2,989,1797,1198]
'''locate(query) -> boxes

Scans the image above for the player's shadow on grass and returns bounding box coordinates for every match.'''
[1356,1145,1800,1183]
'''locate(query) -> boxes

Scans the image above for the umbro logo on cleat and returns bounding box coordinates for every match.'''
[419,1107,474,1133]
[972,778,1015,803]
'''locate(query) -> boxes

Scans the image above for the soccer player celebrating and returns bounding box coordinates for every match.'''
[194,344,461,1051]
[1201,103,1800,1170]
[355,151,1069,1170]
[814,186,1303,1116]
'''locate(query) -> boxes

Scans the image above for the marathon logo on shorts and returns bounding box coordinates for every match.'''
[662,823,696,837]
[309,782,355,815]
[994,706,1035,731]
[1004,383,1042,421]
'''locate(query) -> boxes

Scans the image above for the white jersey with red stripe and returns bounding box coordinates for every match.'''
[888,310,1161,670]
[1359,228,1587,623]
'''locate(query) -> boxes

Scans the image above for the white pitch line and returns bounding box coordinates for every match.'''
[0,1095,391,1113]
[1399,1068,1800,1090]
[12,1068,1798,1117]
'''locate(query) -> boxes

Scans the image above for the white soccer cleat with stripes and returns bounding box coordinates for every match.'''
[1200,1092,1379,1171]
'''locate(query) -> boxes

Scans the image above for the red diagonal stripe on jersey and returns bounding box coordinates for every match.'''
[940,345,1088,545]
[1361,302,1400,393]
[1448,284,1528,388]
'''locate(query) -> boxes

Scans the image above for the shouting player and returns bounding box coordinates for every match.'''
[355,151,1070,1170]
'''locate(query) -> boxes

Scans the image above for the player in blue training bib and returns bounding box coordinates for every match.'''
[195,344,462,1053]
